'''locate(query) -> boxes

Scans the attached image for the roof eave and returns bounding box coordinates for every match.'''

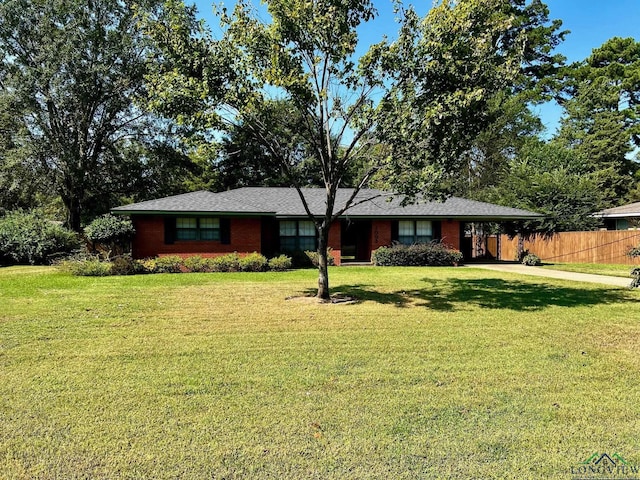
[596,213,640,218]
[276,214,544,220]
[111,209,273,216]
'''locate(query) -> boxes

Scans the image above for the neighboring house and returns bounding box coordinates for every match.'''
[111,187,542,264]
[594,202,640,230]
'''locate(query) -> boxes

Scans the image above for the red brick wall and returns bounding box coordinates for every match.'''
[131,216,262,259]
[328,222,341,266]
[440,220,461,250]
[371,220,392,252]
[131,215,463,262]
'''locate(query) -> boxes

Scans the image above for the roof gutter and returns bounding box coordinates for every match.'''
[110,210,274,217]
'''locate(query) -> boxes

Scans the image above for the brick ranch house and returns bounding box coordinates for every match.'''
[111,187,542,265]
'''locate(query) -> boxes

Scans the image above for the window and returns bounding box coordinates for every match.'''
[616,219,630,231]
[176,217,220,241]
[280,220,316,252]
[398,220,433,245]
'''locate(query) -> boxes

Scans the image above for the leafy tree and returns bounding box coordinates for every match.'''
[217,100,323,190]
[0,93,50,212]
[0,209,79,265]
[217,100,373,190]
[84,213,135,258]
[143,0,564,300]
[451,93,546,199]
[555,37,640,203]
[0,0,194,231]
[488,141,607,234]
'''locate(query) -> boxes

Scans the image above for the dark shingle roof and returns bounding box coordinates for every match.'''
[112,187,542,220]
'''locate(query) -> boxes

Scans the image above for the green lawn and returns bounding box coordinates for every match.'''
[541,262,637,278]
[1,266,640,479]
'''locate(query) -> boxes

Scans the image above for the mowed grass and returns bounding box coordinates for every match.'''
[1,266,640,479]
[541,262,638,278]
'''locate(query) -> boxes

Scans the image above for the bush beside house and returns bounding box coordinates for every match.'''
[0,210,79,265]
[84,214,135,258]
[60,252,292,276]
[372,242,463,267]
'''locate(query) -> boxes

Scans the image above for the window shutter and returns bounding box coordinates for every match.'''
[164,217,176,244]
[391,221,399,243]
[220,218,231,244]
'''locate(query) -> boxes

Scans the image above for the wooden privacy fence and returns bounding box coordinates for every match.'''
[499,231,640,265]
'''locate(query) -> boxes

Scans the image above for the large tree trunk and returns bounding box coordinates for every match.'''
[62,194,83,232]
[316,225,331,301]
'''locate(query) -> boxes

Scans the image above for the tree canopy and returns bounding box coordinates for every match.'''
[555,37,640,203]
[0,0,197,230]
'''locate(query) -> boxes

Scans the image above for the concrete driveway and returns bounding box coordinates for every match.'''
[466,263,632,288]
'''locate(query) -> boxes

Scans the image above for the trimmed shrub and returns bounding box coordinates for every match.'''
[209,253,241,272]
[183,255,212,273]
[521,253,542,266]
[0,210,79,265]
[137,258,159,274]
[268,254,292,271]
[110,255,142,275]
[153,255,184,273]
[84,214,135,258]
[372,242,463,267]
[239,252,268,272]
[59,257,112,276]
[137,255,184,274]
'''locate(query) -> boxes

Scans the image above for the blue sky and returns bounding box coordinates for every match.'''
[193,0,640,135]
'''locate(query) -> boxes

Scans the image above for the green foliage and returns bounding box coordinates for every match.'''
[488,141,605,235]
[372,243,463,267]
[0,210,79,265]
[239,252,268,272]
[84,214,135,258]
[0,0,193,230]
[110,255,142,276]
[367,0,566,200]
[0,93,52,213]
[61,253,293,276]
[556,37,640,203]
[59,257,112,277]
[267,254,293,272]
[521,253,542,266]
[451,93,545,199]
[152,255,184,274]
[182,255,211,273]
[137,255,184,274]
[209,253,241,273]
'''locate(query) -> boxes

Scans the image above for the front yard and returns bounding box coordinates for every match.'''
[1,266,639,478]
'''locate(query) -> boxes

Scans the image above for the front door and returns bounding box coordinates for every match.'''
[341,220,372,262]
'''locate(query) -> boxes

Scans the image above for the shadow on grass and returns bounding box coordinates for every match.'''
[310,278,633,312]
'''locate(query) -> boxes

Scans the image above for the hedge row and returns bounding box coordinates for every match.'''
[371,242,463,267]
[59,253,292,276]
